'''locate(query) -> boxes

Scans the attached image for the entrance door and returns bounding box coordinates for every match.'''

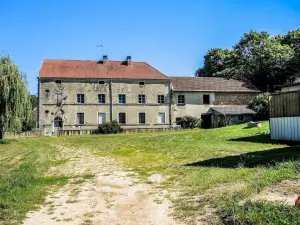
[201,114,211,129]
[54,116,63,132]
[157,112,165,124]
[98,113,106,124]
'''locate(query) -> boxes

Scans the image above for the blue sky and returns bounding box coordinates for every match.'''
[1,0,300,94]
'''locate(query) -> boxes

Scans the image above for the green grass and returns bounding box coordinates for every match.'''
[221,200,300,225]
[0,139,69,225]
[1,122,300,224]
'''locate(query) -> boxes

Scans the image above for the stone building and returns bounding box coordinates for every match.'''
[38,57,259,132]
[38,56,171,133]
[170,77,259,128]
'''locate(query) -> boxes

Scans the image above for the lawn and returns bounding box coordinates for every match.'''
[1,122,300,224]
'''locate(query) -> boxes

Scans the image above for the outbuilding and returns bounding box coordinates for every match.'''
[269,91,300,141]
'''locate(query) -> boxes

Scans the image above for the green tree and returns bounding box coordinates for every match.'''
[196,30,298,92]
[30,95,38,109]
[196,48,233,77]
[248,93,270,120]
[0,56,32,137]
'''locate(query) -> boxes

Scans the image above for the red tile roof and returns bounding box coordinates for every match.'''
[39,59,169,80]
[171,76,259,92]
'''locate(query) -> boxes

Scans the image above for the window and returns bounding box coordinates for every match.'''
[77,113,84,125]
[139,81,145,86]
[138,95,146,104]
[98,80,105,84]
[238,115,244,121]
[98,113,106,124]
[157,95,165,104]
[55,80,62,84]
[139,113,146,124]
[203,94,210,104]
[77,94,85,104]
[119,113,126,124]
[178,95,185,104]
[45,89,50,98]
[98,94,105,104]
[157,112,166,124]
[119,94,126,104]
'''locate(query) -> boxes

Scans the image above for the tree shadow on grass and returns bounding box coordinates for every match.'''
[185,146,300,168]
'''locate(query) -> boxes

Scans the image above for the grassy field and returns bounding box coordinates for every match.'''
[1,122,300,224]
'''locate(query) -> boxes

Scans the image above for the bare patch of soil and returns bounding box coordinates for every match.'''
[252,179,300,205]
[23,145,179,225]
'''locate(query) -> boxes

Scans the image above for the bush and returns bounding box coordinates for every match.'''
[98,120,123,134]
[248,92,270,120]
[181,116,201,129]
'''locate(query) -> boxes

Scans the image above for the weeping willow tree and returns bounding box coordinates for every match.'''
[0,56,32,138]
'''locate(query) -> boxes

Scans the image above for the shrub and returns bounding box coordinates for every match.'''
[181,116,201,129]
[248,92,270,120]
[98,120,123,134]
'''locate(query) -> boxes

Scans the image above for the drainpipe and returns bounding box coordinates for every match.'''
[37,78,40,129]
[168,78,172,126]
[109,77,113,121]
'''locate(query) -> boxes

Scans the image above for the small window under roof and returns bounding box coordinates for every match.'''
[139,81,145,86]
[98,81,105,84]
[55,80,62,84]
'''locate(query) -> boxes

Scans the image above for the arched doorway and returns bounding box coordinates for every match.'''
[54,116,63,132]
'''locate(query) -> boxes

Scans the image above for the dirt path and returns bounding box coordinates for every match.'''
[23,145,179,225]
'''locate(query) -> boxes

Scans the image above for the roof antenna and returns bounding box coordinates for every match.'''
[96,45,104,59]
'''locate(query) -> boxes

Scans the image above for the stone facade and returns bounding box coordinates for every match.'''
[214,92,257,105]
[172,92,257,124]
[38,78,171,133]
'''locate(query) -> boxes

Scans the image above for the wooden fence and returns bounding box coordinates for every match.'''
[269,91,300,118]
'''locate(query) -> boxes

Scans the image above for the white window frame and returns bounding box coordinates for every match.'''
[98,94,106,104]
[118,112,127,124]
[138,95,146,104]
[178,95,185,104]
[157,112,166,124]
[77,94,85,104]
[98,112,106,124]
[118,94,126,104]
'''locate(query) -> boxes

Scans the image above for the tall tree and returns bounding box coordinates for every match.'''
[196,48,233,77]
[30,95,38,109]
[196,30,299,92]
[232,31,295,91]
[0,56,32,137]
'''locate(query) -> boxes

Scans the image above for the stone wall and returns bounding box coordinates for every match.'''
[39,78,171,130]
[3,131,43,139]
[214,92,258,105]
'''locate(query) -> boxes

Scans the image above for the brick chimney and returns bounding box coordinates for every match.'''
[103,55,108,65]
[126,56,132,66]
